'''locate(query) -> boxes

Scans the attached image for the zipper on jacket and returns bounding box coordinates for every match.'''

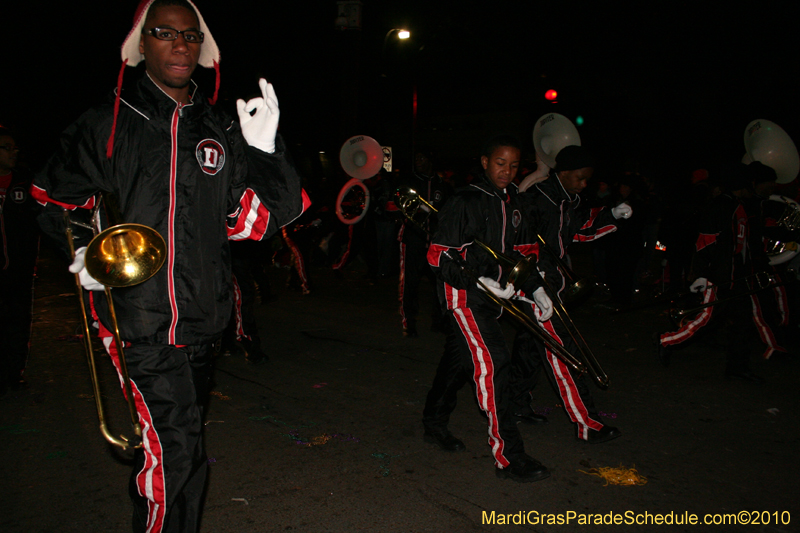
[166,104,182,343]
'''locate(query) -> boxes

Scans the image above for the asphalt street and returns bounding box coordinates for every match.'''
[1,244,798,533]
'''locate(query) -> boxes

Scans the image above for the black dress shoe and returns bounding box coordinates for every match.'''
[495,455,550,483]
[582,425,622,444]
[423,430,465,452]
[725,368,765,384]
[513,411,548,425]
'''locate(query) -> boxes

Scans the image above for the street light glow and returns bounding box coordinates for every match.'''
[397,30,410,39]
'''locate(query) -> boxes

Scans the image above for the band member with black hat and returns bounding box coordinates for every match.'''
[511,144,630,443]
[32,1,309,530]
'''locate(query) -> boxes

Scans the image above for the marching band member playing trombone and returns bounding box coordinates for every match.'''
[511,145,630,443]
[423,135,554,483]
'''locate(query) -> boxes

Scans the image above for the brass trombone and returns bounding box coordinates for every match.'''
[395,187,603,382]
[536,270,610,388]
[64,194,166,450]
[395,188,536,289]
[532,232,594,304]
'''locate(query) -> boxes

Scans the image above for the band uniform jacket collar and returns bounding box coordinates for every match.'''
[535,172,581,208]
[116,72,205,124]
[471,175,517,202]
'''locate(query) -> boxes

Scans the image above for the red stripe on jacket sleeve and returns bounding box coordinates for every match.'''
[696,232,718,252]
[513,242,540,259]
[573,224,616,242]
[579,207,604,230]
[30,184,96,210]
[228,189,270,241]
[427,243,450,267]
[300,189,312,214]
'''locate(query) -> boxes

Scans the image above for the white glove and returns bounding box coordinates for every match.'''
[611,202,632,219]
[477,277,515,299]
[689,277,708,293]
[69,247,105,291]
[236,78,280,153]
[532,287,554,322]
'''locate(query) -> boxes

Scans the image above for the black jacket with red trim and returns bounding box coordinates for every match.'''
[1,167,40,276]
[33,74,309,345]
[427,177,542,311]
[691,192,755,288]
[520,174,617,299]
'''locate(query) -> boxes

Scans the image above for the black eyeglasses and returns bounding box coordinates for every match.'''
[144,27,204,43]
[0,145,19,152]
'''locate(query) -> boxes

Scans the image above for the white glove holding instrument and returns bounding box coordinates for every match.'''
[689,277,708,293]
[611,202,632,219]
[477,277,515,299]
[69,247,105,291]
[532,287,554,322]
[236,78,280,154]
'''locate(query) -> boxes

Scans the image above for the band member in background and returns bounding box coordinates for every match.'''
[32,0,309,530]
[657,162,784,380]
[424,135,554,483]
[397,148,452,337]
[0,128,39,397]
[511,145,629,443]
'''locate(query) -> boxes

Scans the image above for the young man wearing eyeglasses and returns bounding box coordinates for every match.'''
[33,1,310,531]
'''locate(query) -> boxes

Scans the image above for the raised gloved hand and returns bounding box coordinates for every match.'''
[532,287,554,322]
[236,78,280,153]
[611,202,632,219]
[477,277,515,299]
[69,247,104,291]
[689,277,708,293]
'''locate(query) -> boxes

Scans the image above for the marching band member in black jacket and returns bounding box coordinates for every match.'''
[658,162,784,379]
[511,145,629,443]
[424,135,554,483]
[396,149,452,337]
[0,128,40,396]
[32,1,309,530]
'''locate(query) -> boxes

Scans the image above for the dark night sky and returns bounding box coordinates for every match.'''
[4,1,798,184]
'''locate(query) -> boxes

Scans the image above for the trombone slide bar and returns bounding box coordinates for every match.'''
[64,209,143,450]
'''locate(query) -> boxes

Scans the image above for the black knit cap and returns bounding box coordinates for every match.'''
[726,161,777,192]
[555,145,594,171]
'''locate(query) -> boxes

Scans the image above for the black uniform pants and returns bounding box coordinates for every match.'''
[0,271,34,390]
[423,306,525,468]
[509,302,604,440]
[102,337,213,533]
[399,242,442,331]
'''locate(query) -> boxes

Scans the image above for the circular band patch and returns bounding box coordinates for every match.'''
[196,139,226,175]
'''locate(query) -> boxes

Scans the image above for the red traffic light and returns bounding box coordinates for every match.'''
[544,89,558,101]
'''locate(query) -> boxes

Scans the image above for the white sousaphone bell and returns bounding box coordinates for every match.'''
[533,113,581,168]
[743,119,799,184]
[339,135,384,181]
[742,119,800,265]
[336,135,383,225]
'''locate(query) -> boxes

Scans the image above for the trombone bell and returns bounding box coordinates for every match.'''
[85,224,166,287]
